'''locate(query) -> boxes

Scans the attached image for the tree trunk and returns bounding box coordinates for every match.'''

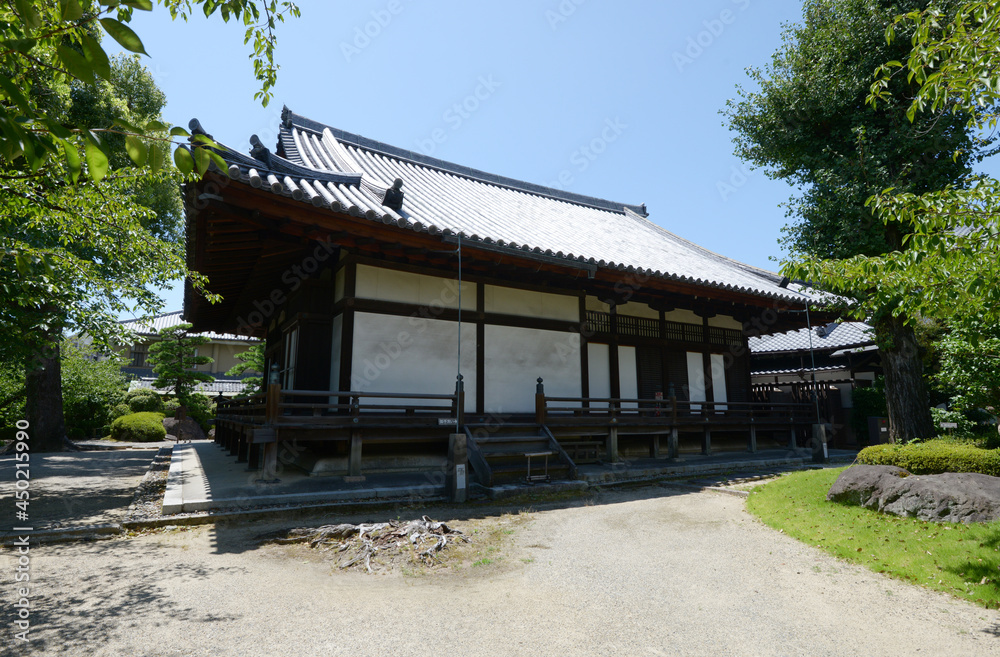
[24,340,67,452]
[875,315,934,442]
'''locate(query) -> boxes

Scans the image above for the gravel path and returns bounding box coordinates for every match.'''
[2,487,998,656]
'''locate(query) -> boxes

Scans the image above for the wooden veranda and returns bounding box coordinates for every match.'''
[214,376,818,488]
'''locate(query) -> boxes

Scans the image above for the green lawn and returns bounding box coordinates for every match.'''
[746,467,1000,609]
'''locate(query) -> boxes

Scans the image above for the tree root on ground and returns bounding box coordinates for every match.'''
[271,516,468,573]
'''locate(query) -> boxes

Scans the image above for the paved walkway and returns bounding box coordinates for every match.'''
[163,442,446,514]
[0,449,158,537]
[3,487,996,656]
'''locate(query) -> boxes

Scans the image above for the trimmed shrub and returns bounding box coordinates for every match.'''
[110,412,166,443]
[110,403,131,420]
[184,393,216,433]
[857,439,1000,477]
[125,388,164,413]
[163,399,180,418]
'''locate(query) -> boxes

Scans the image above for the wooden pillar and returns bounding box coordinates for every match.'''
[608,426,619,463]
[349,429,363,477]
[650,434,660,459]
[669,427,679,459]
[236,435,248,463]
[248,441,261,471]
[535,378,546,425]
[790,426,797,449]
[749,425,758,453]
[702,426,712,455]
[261,442,279,480]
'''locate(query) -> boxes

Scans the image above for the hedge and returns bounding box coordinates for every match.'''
[857,440,1000,477]
[125,389,164,414]
[110,412,166,443]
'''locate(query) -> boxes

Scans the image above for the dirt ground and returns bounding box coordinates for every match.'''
[2,486,998,657]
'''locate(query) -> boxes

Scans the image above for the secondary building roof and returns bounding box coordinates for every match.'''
[119,311,257,344]
[202,107,810,306]
[748,321,874,355]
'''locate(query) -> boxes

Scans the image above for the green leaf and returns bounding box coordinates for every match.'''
[85,139,109,182]
[60,0,84,21]
[192,145,211,175]
[99,18,149,55]
[173,147,194,175]
[58,138,83,185]
[56,44,96,85]
[144,119,168,133]
[148,141,165,171]
[207,149,229,173]
[14,0,41,31]
[80,33,112,81]
[0,74,31,114]
[112,117,143,135]
[2,39,36,54]
[125,134,147,166]
[169,126,190,137]
[122,0,153,10]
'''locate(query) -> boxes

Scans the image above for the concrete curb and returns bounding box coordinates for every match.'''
[0,524,122,546]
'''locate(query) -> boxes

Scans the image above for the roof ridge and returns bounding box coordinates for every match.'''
[282,108,648,217]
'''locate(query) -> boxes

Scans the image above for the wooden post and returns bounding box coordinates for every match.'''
[454,375,465,429]
[261,366,281,481]
[702,426,712,455]
[349,429,363,477]
[749,425,758,453]
[669,427,679,459]
[535,377,546,425]
[449,433,468,503]
[608,426,619,463]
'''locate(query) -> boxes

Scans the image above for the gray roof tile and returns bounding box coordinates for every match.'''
[206,108,815,304]
[748,321,874,355]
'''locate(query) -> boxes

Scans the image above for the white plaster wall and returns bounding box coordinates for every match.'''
[484,325,581,413]
[588,343,611,407]
[708,315,743,330]
[617,302,659,319]
[687,351,706,409]
[354,264,476,310]
[710,353,728,409]
[351,312,476,412]
[485,285,579,322]
[585,296,611,313]
[665,309,702,325]
[618,345,638,409]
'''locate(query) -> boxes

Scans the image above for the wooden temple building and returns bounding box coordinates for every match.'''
[184,107,825,489]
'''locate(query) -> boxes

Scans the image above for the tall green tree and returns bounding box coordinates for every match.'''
[226,342,264,396]
[723,0,995,442]
[0,0,299,450]
[147,323,214,404]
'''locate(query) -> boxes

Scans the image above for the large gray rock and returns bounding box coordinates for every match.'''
[162,416,205,443]
[827,465,1000,523]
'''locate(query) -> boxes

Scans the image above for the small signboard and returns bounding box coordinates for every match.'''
[438,418,458,426]
[940,422,959,430]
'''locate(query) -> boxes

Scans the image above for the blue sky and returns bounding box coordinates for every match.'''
[117,0,992,317]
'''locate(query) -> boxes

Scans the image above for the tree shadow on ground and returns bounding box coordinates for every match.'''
[0,539,245,657]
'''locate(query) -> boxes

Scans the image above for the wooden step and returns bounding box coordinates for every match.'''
[474,434,545,444]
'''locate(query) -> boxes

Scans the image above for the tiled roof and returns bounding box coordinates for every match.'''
[128,377,254,396]
[748,321,875,355]
[751,364,850,377]
[119,311,258,342]
[197,107,814,305]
